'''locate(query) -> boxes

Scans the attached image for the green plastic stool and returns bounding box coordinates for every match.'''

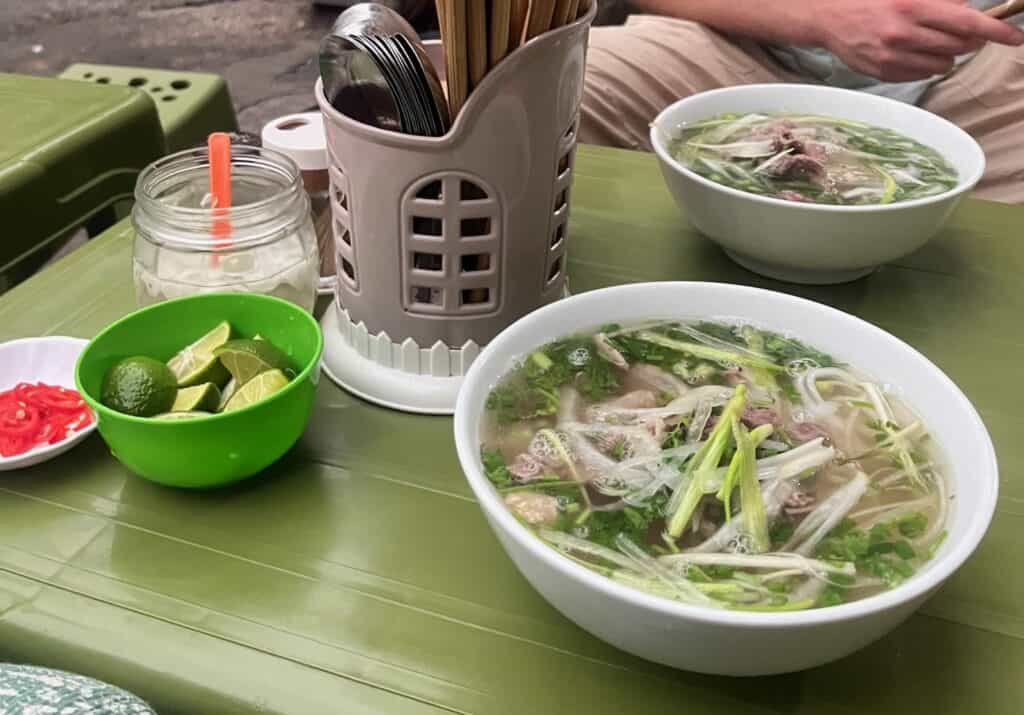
[59,64,239,152]
[0,73,165,294]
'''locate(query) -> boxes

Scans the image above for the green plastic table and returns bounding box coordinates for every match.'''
[1,145,1021,715]
[0,73,165,293]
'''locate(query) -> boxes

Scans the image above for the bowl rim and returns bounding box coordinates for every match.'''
[649,83,986,213]
[454,281,999,628]
[75,293,324,424]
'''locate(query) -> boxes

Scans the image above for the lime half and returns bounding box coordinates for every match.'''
[154,411,211,421]
[222,369,290,412]
[101,357,178,417]
[167,321,233,387]
[172,383,222,412]
[214,339,294,386]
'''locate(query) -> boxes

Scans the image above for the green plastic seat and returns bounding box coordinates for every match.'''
[0,73,165,294]
[59,63,239,152]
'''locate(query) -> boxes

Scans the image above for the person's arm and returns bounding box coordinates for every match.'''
[629,0,1024,82]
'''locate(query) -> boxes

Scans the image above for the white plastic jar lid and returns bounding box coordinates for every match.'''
[261,112,328,172]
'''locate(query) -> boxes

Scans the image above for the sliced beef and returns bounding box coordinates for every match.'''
[777,190,811,203]
[787,421,832,444]
[742,407,781,428]
[784,490,816,516]
[509,453,544,481]
[704,406,780,437]
[607,390,658,410]
[765,154,825,181]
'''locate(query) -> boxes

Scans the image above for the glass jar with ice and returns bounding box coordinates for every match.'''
[131,141,319,312]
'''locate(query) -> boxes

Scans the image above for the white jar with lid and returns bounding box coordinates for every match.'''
[262,113,335,294]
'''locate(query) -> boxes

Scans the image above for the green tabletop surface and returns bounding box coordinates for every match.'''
[1,145,1021,714]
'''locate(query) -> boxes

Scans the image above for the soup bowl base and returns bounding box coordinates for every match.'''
[724,250,878,285]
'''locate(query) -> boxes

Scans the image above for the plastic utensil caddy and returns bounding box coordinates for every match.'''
[315,4,596,382]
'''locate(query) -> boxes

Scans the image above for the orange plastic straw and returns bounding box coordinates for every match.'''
[208,132,232,265]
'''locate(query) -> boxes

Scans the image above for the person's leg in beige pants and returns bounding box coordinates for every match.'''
[919,44,1024,203]
[579,15,1024,203]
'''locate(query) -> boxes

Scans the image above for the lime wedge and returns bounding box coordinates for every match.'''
[222,369,290,412]
[172,383,221,412]
[154,411,211,421]
[214,339,294,386]
[167,321,233,387]
[101,356,178,417]
[217,377,237,412]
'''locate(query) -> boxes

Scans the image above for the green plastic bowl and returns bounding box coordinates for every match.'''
[75,293,323,488]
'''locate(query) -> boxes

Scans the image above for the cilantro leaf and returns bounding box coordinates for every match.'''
[818,586,845,607]
[481,447,514,488]
[896,511,928,538]
[770,520,795,548]
[608,334,684,366]
[762,332,837,368]
[585,493,667,551]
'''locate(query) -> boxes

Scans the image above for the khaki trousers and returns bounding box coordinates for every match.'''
[580,16,1024,203]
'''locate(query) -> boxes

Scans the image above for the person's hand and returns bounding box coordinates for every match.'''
[818,0,1024,81]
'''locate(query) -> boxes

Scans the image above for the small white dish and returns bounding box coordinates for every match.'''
[0,336,96,471]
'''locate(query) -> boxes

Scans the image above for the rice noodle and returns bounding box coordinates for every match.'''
[583,385,733,424]
[849,495,934,522]
[796,368,864,418]
[661,551,856,578]
[687,399,714,444]
[616,535,713,605]
[540,529,638,571]
[557,386,581,425]
[783,472,870,555]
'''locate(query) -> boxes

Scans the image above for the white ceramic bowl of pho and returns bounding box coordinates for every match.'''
[649,84,985,285]
[453,282,997,676]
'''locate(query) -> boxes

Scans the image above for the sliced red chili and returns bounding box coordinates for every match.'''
[0,382,92,458]
[21,386,83,412]
[0,402,42,437]
[0,433,29,457]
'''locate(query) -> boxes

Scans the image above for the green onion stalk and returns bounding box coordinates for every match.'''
[666,385,748,539]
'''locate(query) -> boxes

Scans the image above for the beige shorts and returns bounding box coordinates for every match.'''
[579,15,1024,203]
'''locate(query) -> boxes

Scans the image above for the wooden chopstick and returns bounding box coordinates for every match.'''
[524,0,556,41]
[438,0,586,116]
[442,0,469,117]
[509,0,529,50]
[986,0,1024,19]
[467,0,488,89]
[435,0,449,90]
[552,0,574,28]
[490,0,513,68]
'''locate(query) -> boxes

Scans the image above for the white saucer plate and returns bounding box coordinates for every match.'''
[0,336,97,471]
